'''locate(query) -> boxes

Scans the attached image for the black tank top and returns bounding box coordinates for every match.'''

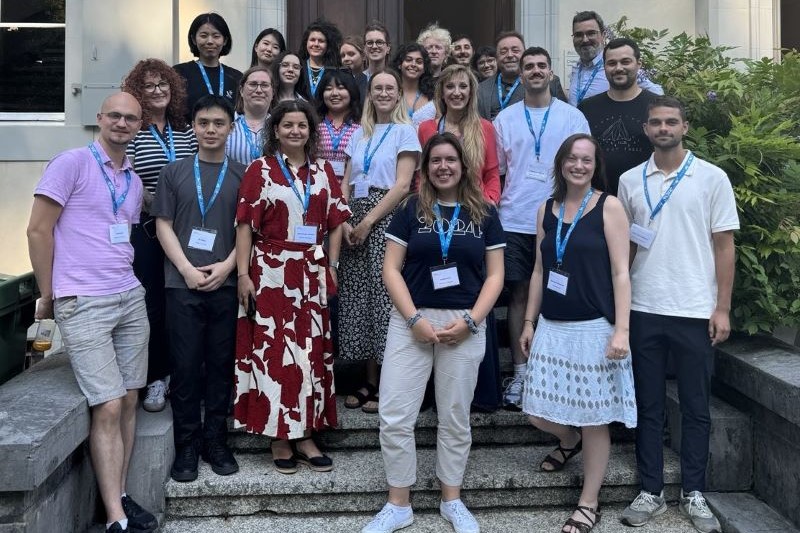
[540,193,615,323]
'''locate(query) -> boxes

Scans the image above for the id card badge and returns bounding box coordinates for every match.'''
[353,180,370,199]
[526,160,549,182]
[188,227,217,251]
[109,223,130,244]
[547,268,569,295]
[630,223,656,249]
[330,160,345,177]
[293,224,317,244]
[430,263,460,290]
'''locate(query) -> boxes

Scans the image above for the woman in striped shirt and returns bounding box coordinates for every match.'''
[226,66,274,165]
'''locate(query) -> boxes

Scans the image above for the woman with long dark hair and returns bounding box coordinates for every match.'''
[272,51,309,103]
[250,27,286,69]
[391,43,436,128]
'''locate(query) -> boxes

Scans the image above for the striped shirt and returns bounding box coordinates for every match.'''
[126,124,197,193]
[316,118,359,178]
[226,113,268,166]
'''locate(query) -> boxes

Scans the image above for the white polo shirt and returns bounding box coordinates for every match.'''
[618,152,739,319]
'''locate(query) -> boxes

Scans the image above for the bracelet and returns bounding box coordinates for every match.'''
[406,311,422,329]
[462,312,479,335]
[523,318,535,325]
[329,260,339,269]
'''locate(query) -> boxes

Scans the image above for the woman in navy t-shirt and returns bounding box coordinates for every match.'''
[361,133,504,533]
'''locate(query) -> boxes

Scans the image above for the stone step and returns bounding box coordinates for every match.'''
[165,443,681,518]
[705,492,800,533]
[162,503,699,532]
[227,396,636,451]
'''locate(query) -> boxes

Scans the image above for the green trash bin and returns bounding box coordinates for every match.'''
[0,272,40,385]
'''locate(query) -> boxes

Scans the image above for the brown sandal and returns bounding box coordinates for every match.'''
[561,505,600,533]
[540,438,582,472]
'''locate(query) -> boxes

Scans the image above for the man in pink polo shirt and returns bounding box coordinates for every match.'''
[27,92,157,533]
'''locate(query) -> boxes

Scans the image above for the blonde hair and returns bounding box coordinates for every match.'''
[416,22,452,53]
[434,64,486,180]
[360,68,411,137]
[418,133,487,226]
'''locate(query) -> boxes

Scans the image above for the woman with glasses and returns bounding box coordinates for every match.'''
[226,66,274,166]
[122,58,198,413]
[233,99,351,475]
[272,51,309,103]
[471,46,497,82]
[298,19,343,101]
[173,13,242,118]
[316,69,361,182]
[250,28,286,69]
[338,70,421,414]
[391,43,436,129]
[363,21,391,79]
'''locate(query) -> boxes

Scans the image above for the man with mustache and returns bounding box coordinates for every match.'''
[578,38,659,195]
[493,47,590,410]
[451,35,475,67]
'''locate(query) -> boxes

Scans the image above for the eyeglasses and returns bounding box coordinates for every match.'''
[280,62,301,71]
[572,30,601,40]
[365,40,387,48]
[100,112,142,125]
[143,81,170,93]
[371,86,398,95]
[245,81,272,91]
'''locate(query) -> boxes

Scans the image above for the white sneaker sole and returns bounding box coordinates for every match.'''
[440,512,480,533]
[361,515,413,533]
[621,502,667,527]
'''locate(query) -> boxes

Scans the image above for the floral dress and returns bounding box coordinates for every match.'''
[233,155,351,439]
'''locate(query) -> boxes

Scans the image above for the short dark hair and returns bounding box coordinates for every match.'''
[250,28,286,67]
[265,99,320,158]
[364,20,391,45]
[604,37,641,61]
[648,95,688,122]
[187,13,233,57]
[192,94,235,123]
[471,46,496,73]
[452,34,473,46]
[521,46,552,68]
[391,42,435,99]
[494,30,525,49]
[298,19,343,67]
[572,10,605,32]
[316,68,362,124]
[552,134,608,202]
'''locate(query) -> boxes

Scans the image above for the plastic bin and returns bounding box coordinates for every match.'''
[0,272,39,385]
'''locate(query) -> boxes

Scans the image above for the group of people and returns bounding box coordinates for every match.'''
[26,9,738,533]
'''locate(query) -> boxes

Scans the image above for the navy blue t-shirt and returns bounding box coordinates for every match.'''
[385,197,506,309]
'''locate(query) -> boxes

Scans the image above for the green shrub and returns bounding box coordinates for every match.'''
[613,19,800,334]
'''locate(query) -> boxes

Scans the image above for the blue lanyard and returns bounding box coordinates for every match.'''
[237,116,261,161]
[276,153,312,221]
[362,124,394,175]
[193,154,228,226]
[148,123,176,162]
[496,75,521,110]
[88,144,131,217]
[196,61,224,96]
[407,91,421,118]
[576,61,602,104]
[523,101,553,161]
[324,118,349,152]
[307,62,325,97]
[643,152,695,221]
[433,203,461,264]
[555,188,594,267]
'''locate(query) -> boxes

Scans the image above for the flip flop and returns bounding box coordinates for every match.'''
[344,382,378,409]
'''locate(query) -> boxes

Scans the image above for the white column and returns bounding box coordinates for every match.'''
[518,0,562,77]
[697,0,776,60]
[248,0,286,48]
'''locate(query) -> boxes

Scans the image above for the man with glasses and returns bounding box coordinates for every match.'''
[568,11,663,106]
[28,92,158,532]
[477,31,526,121]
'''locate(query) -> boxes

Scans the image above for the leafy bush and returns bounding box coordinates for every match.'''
[613,19,800,334]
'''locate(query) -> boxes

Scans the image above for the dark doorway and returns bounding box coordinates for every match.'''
[781,0,800,52]
[403,0,515,48]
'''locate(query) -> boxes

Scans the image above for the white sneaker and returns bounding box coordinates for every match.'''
[679,490,721,533]
[502,375,524,409]
[361,503,414,533]
[440,499,480,533]
[143,379,167,412]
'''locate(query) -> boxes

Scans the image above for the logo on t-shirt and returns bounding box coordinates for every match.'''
[417,216,483,238]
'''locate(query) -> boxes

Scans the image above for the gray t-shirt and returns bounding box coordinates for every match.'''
[152,155,245,289]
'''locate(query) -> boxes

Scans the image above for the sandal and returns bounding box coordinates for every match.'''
[361,392,379,414]
[540,437,582,472]
[561,505,600,533]
[293,436,334,472]
[344,382,378,409]
[271,440,298,475]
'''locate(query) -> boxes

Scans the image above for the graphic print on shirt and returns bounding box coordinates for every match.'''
[416,214,483,239]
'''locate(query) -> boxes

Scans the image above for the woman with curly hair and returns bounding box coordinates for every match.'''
[391,43,436,128]
[298,19,343,101]
[122,58,198,412]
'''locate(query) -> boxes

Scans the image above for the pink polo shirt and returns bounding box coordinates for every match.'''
[34,141,143,298]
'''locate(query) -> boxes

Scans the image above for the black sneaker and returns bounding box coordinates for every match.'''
[120,495,158,532]
[107,522,128,533]
[171,443,199,482]
[202,440,239,476]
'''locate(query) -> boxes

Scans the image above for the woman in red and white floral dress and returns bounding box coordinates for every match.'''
[233,99,351,474]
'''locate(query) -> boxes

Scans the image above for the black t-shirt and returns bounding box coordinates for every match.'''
[173,61,243,121]
[579,90,657,195]
[385,197,506,309]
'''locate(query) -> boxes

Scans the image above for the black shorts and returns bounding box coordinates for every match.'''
[504,231,536,284]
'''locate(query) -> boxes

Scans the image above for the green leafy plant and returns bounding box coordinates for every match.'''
[612,18,800,334]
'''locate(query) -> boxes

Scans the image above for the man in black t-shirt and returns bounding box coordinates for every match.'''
[579,38,657,195]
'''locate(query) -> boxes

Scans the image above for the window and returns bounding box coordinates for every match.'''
[0,0,65,119]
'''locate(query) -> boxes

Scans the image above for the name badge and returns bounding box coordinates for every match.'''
[353,180,370,199]
[188,227,217,251]
[526,161,549,182]
[630,223,656,249]
[430,263,460,290]
[547,268,569,295]
[293,224,317,244]
[330,160,345,177]
[109,223,130,244]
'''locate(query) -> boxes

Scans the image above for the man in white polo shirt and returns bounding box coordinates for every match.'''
[618,96,738,533]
